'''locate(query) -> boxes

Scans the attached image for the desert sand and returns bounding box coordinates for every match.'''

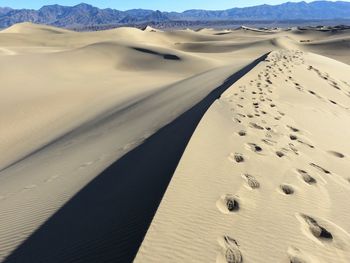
[136,50,350,263]
[0,22,350,262]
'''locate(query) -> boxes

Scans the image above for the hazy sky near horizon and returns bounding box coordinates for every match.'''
[1,0,349,11]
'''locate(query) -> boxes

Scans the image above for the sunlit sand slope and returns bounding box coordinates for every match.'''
[136,50,350,263]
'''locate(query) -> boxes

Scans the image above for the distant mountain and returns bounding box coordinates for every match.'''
[0,3,125,28]
[119,9,162,24]
[0,1,350,28]
[0,7,11,15]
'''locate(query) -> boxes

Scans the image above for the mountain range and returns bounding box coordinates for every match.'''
[0,1,350,28]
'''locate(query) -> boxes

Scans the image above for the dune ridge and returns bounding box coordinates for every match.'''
[136,50,350,262]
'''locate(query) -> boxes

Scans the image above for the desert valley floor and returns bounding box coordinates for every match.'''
[0,23,350,262]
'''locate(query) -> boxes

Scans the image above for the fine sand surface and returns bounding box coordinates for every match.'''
[0,22,350,262]
[136,51,350,262]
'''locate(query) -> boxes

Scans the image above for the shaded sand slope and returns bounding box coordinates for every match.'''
[2,54,268,263]
[0,63,257,262]
[0,23,270,262]
[136,50,350,262]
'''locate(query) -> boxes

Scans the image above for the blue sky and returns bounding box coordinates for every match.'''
[0,0,348,11]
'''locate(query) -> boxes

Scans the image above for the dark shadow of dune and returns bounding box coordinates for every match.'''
[214,32,231,35]
[162,54,180,60]
[132,47,181,60]
[4,52,269,263]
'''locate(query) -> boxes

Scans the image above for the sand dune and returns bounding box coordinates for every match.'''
[0,22,350,262]
[0,22,73,34]
[136,50,350,262]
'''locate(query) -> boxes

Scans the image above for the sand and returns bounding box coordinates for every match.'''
[0,22,350,262]
[136,51,350,262]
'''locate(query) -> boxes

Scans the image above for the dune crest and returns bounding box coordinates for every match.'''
[0,22,72,34]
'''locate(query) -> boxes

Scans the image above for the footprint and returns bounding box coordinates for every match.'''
[242,174,260,189]
[298,140,315,149]
[289,255,307,263]
[253,102,259,108]
[249,122,264,130]
[247,143,263,153]
[331,82,341,90]
[287,125,300,132]
[233,118,241,123]
[217,195,240,214]
[262,139,277,146]
[276,151,285,158]
[229,153,245,163]
[225,247,242,263]
[288,247,310,263]
[217,236,243,263]
[234,153,245,163]
[288,143,299,155]
[327,151,345,158]
[299,214,333,241]
[310,163,331,174]
[296,169,317,184]
[238,130,246,136]
[280,184,295,195]
[290,134,298,141]
[226,198,240,212]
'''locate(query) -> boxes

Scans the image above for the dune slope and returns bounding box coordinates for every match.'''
[0,23,268,262]
[136,50,350,263]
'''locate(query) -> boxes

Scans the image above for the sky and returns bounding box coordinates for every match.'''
[1,0,349,11]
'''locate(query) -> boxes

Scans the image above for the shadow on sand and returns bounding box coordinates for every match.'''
[4,53,269,263]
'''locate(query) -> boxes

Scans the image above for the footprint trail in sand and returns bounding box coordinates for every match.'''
[136,50,350,262]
